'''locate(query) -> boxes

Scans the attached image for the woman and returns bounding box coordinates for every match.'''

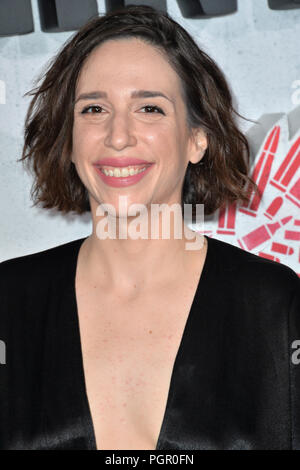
[0,5,299,450]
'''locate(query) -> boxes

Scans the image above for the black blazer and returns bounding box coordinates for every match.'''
[0,235,299,450]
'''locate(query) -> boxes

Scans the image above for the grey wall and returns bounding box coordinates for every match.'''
[0,0,299,271]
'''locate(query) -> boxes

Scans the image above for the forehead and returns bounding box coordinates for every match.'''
[76,38,182,96]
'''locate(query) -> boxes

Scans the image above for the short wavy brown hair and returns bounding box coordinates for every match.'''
[19,4,258,218]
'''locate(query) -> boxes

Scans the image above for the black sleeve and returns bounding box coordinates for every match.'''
[289,272,300,449]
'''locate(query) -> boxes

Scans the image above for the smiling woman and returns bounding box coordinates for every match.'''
[17,5,258,218]
[0,4,299,451]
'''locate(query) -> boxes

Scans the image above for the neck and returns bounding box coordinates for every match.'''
[79,205,205,296]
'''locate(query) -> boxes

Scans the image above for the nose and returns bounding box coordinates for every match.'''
[104,110,137,150]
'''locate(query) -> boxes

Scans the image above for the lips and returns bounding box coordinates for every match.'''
[94,157,153,167]
[94,163,154,188]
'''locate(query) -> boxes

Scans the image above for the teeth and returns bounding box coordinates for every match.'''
[101,166,147,177]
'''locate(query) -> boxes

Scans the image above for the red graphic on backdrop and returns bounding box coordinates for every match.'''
[237,216,292,251]
[271,241,294,256]
[217,201,237,235]
[285,230,300,241]
[197,117,300,277]
[264,196,283,219]
[258,252,280,262]
[285,177,300,208]
[270,137,300,193]
[239,126,280,217]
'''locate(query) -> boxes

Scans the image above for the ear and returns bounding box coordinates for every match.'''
[188,128,208,165]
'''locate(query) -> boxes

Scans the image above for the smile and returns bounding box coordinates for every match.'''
[100,165,147,178]
[94,163,154,188]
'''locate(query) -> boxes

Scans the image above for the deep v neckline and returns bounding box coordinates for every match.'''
[69,234,212,450]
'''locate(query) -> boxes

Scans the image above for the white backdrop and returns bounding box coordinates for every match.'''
[0,0,299,274]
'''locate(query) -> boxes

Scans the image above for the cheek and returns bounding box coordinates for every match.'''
[72,120,83,150]
[72,122,99,156]
[145,128,178,157]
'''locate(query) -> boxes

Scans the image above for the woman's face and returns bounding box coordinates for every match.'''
[71,37,207,217]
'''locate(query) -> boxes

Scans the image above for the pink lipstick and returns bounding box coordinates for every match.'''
[94,157,152,167]
[94,162,154,188]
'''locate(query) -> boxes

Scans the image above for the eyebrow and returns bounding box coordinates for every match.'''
[75,90,174,104]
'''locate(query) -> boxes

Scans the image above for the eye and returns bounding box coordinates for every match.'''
[81,105,104,114]
[140,105,165,115]
[80,104,165,115]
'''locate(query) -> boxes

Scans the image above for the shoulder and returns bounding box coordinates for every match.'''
[0,237,86,287]
[205,236,299,344]
[207,235,299,300]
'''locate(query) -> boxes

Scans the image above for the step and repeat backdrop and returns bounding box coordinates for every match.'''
[0,0,299,274]
[198,109,300,275]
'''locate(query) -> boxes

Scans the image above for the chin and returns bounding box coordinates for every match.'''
[94,199,148,218]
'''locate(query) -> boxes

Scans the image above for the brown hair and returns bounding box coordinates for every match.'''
[18,4,258,219]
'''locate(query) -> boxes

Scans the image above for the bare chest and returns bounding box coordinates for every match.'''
[74,245,207,450]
